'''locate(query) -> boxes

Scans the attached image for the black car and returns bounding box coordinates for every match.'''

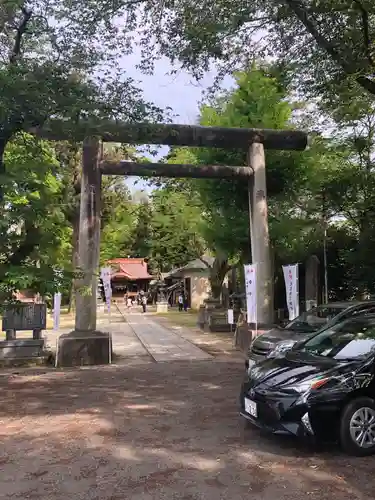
[241,314,375,456]
[248,301,375,367]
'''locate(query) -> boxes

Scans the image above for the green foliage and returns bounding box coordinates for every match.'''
[0,2,165,304]
[99,182,205,276]
[100,176,135,263]
[134,0,375,98]
[167,66,309,264]
[162,63,375,301]
[0,133,72,304]
[0,2,163,137]
[130,200,153,262]
[0,134,66,263]
[148,187,204,273]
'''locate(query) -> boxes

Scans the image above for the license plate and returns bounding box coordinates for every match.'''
[245,398,257,418]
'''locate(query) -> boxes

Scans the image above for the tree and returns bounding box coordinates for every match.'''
[166,65,310,297]
[321,126,375,297]
[148,186,204,274]
[133,0,375,99]
[0,133,71,304]
[130,199,153,263]
[0,1,165,303]
[100,177,135,263]
[0,1,163,202]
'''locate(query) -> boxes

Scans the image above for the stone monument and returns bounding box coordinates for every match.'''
[0,303,47,363]
[156,282,168,313]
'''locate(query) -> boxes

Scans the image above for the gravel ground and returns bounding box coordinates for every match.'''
[1,358,374,500]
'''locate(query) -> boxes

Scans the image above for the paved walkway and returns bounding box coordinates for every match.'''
[43,308,211,363]
[127,314,212,362]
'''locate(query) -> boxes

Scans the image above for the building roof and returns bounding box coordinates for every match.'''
[107,258,153,280]
[164,256,215,279]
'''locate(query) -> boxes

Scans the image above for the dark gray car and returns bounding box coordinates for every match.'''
[248,301,375,367]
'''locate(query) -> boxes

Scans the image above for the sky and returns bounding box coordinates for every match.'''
[120,49,233,194]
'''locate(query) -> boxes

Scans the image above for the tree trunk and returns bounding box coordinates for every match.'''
[208,256,230,300]
[0,137,8,205]
[9,222,40,266]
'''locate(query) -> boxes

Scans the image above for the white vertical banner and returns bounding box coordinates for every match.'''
[100,267,112,313]
[282,264,300,320]
[227,309,234,325]
[53,292,61,331]
[244,263,257,325]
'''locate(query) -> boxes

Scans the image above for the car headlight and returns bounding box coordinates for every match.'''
[287,377,331,394]
[267,340,296,358]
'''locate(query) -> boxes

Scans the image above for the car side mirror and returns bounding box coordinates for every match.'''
[292,340,305,351]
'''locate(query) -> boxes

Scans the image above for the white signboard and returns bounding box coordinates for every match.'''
[244,263,257,324]
[100,267,112,313]
[53,292,61,331]
[227,309,234,325]
[282,264,300,320]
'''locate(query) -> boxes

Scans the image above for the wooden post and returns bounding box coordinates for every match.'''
[248,142,274,326]
[75,136,101,332]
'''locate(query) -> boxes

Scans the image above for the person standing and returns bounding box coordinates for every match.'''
[183,294,188,312]
[142,294,147,313]
[178,294,184,312]
[127,295,132,311]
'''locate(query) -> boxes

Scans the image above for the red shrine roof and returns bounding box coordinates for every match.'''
[107,258,153,280]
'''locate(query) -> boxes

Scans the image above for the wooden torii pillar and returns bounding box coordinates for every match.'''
[38,121,307,365]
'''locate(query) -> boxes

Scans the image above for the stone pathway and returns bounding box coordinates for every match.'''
[43,308,211,363]
[106,320,151,360]
[127,314,212,362]
[153,315,244,361]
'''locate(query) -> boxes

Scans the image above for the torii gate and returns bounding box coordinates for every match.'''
[39,121,307,366]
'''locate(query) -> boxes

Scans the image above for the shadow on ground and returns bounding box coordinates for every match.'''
[0,360,373,499]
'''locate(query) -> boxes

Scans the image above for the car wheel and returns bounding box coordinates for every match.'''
[340,397,375,456]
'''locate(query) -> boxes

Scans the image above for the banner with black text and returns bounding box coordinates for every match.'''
[244,264,257,324]
[282,264,299,321]
[100,267,112,313]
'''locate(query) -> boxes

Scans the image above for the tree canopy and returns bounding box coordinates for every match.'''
[167,65,309,261]
[0,1,164,304]
[0,133,71,302]
[131,0,375,101]
[160,61,375,302]
[0,0,164,202]
[2,1,375,310]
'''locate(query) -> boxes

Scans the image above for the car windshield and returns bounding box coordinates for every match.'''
[302,318,375,360]
[285,306,347,333]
